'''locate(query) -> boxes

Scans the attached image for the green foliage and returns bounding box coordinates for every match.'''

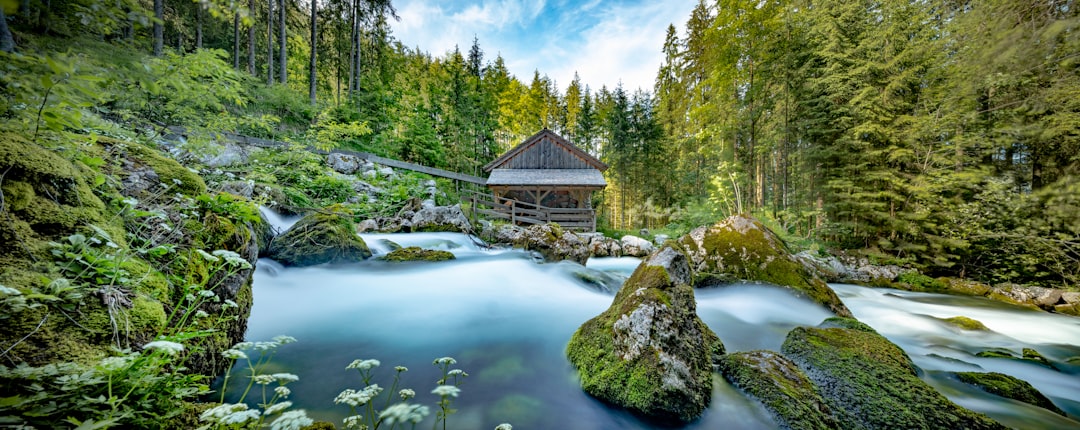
[196,192,260,224]
[305,114,372,152]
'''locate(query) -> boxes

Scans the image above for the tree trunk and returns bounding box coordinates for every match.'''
[248,0,256,74]
[278,0,286,84]
[233,13,240,67]
[196,6,203,49]
[309,0,317,104]
[153,0,163,55]
[0,6,14,53]
[267,0,274,85]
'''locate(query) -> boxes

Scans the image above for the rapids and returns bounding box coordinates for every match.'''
[229,227,1080,429]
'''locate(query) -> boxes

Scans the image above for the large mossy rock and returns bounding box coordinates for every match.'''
[954,372,1065,416]
[566,245,724,423]
[382,246,455,262]
[515,223,590,265]
[678,215,851,317]
[267,207,371,266]
[719,350,838,430]
[781,318,1005,430]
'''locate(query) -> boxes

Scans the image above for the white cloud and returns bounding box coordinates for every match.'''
[390,0,697,93]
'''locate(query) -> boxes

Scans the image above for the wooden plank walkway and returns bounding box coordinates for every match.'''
[166,127,487,185]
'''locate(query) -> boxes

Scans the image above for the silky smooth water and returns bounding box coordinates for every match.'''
[235,228,1080,428]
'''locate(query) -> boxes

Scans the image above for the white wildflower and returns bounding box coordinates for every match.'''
[221,409,260,425]
[223,299,239,309]
[253,374,276,385]
[232,341,254,350]
[252,341,279,351]
[99,355,133,371]
[433,357,456,366]
[200,403,248,422]
[213,249,251,268]
[399,388,415,400]
[195,249,220,262]
[122,197,139,207]
[272,335,297,345]
[346,359,380,370]
[198,289,216,298]
[142,340,184,355]
[158,182,170,189]
[172,178,183,185]
[272,373,299,384]
[379,403,429,425]
[342,415,364,429]
[263,401,292,415]
[274,386,291,398]
[334,384,382,407]
[447,369,468,378]
[0,285,21,295]
[184,293,197,302]
[495,424,513,430]
[222,349,247,360]
[431,385,460,398]
[270,410,313,430]
[195,310,209,318]
[394,365,408,372]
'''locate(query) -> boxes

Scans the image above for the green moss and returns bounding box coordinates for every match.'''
[818,317,878,333]
[781,325,1004,430]
[381,246,455,262]
[2,180,34,211]
[976,349,1016,359]
[104,138,206,197]
[719,350,838,430]
[955,372,1065,415]
[120,258,170,302]
[1022,348,1057,369]
[941,316,990,331]
[896,272,947,291]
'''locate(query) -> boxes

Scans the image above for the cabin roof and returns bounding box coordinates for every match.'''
[483,129,608,172]
[486,169,607,187]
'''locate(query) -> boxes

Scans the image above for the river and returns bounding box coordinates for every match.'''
[233,223,1080,429]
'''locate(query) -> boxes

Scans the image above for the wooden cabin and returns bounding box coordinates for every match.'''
[480,129,607,231]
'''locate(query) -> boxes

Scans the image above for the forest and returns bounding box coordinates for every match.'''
[1,0,1077,292]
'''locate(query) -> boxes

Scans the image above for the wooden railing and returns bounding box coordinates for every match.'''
[463,190,596,232]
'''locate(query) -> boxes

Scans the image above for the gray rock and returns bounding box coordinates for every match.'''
[409,203,472,233]
[328,153,362,174]
[515,224,591,265]
[356,219,379,233]
[377,166,394,177]
[566,244,724,423]
[653,234,670,245]
[1062,292,1080,305]
[202,142,251,167]
[220,180,254,198]
[620,235,655,257]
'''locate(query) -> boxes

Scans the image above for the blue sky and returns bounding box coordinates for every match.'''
[389,0,699,93]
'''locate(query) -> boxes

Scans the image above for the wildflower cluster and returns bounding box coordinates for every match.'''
[206,335,311,430]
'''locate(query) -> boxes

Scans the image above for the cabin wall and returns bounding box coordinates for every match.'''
[497,137,592,170]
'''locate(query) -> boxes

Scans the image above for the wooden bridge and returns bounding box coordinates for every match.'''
[463,190,596,232]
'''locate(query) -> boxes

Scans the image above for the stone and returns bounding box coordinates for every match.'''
[1062,292,1080,305]
[515,223,590,265]
[954,372,1065,416]
[266,207,372,266]
[719,350,838,430]
[940,316,990,331]
[409,203,472,233]
[327,153,361,174]
[582,233,621,257]
[202,142,251,167]
[1030,287,1063,309]
[377,166,394,177]
[381,246,455,262]
[566,244,724,423]
[782,320,1005,430]
[356,219,379,233]
[620,235,655,257]
[679,215,851,317]
[653,234,670,245]
[220,180,254,198]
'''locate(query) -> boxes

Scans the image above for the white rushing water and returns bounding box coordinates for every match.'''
[235,228,1080,429]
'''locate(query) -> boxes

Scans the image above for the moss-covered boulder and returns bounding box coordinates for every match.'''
[781,320,1005,430]
[955,372,1065,415]
[678,215,851,317]
[566,245,724,423]
[382,246,455,262]
[514,223,590,265]
[941,316,990,331]
[267,206,371,266]
[719,350,838,430]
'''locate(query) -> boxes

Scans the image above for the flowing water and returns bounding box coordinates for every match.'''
[232,223,1080,429]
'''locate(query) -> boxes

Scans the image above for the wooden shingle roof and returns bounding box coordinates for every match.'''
[483,129,608,173]
[486,169,607,187]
